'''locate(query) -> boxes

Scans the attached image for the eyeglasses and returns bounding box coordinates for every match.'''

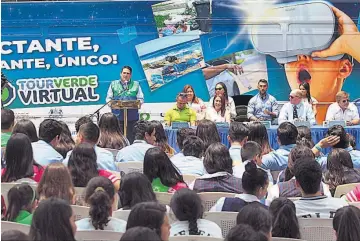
[289,95,299,99]
[215,87,223,91]
[342,99,350,103]
[178,93,187,97]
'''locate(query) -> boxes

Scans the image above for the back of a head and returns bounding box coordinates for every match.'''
[229,122,249,143]
[247,122,271,154]
[5,183,35,222]
[2,230,28,241]
[99,112,121,133]
[349,134,356,149]
[297,126,314,147]
[75,115,93,133]
[39,119,63,143]
[78,122,100,144]
[121,227,161,241]
[12,119,38,142]
[29,198,75,241]
[203,142,233,174]
[119,172,156,210]
[269,198,300,239]
[151,120,167,143]
[327,148,353,172]
[327,125,348,149]
[170,188,203,235]
[287,145,314,179]
[333,206,360,241]
[37,163,74,203]
[241,141,262,161]
[134,120,154,141]
[236,202,272,237]
[182,136,204,158]
[176,127,196,150]
[242,161,268,196]
[1,108,15,130]
[196,119,221,150]
[225,224,268,241]
[294,158,322,195]
[277,122,298,146]
[126,202,167,238]
[98,112,128,149]
[85,176,115,230]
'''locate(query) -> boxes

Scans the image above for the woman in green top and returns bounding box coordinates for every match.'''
[3,183,36,225]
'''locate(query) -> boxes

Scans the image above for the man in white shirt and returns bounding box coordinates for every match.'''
[293,159,348,218]
[325,91,360,126]
[228,122,249,164]
[279,89,316,125]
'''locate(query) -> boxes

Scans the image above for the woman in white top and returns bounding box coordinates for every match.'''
[205,95,231,123]
[170,188,222,238]
[183,84,207,121]
[209,82,236,118]
[299,83,318,116]
[76,176,127,232]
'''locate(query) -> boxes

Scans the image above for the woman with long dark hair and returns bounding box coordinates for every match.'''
[196,119,221,151]
[205,95,230,123]
[55,121,75,158]
[1,133,44,183]
[209,82,236,118]
[98,112,129,150]
[299,82,318,116]
[183,84,206,121]
[151,120,175,157]
[333,206,360,241]
[247,122,272,155]
[144,147,187,193]
[12,119,38,142]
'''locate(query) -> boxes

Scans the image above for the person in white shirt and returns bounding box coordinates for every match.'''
[228,122,249,164]
[183,84,207,121]
[293,159,348,218]
[170,188,222,238]
[299,82,318,116]
[208,82,237,118]
[279,89,316,125]
[205,95,231,123]
[325,91,360,126]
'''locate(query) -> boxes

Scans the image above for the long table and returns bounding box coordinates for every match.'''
[165,126,360,154]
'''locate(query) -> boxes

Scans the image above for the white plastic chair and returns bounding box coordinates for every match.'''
[169,236,223,241]
[272,238,306,241]
[182,174,200,185]
[203,211,237,238]
[298,218,336,241]
[75,230,123,241]
[113,210,131,221]
[334,183,360,198]
[71,205,89,221]
[116,162,143,174]
[1,182,37,208]
[1,221,31,234]
[155,192,174,206]
[198,192,236,212]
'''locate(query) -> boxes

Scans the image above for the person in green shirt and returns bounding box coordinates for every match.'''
[164,93,197,126]
[1,108,14,147]
[3,183,36,225]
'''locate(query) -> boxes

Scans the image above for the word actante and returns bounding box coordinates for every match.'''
[16,75,100,105]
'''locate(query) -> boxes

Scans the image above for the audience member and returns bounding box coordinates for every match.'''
[55,121,75,158]
[126,202,170,241]
[64,122,116,171]
[67,143,120,190]
[119,172,157,210]
[228,122,249,163]
[191,143,243,193]
[171,136,205,176]
[293,160,348,218]
[29,198,77,241]
[116,120,156,162]
[296,125,315,148]
[172,127,196,159]
[75,115,92,133]
[208,82,236,118]
[151,120,175,157]
[269,198,301,239]
[333,206,360,241]
[183,84,206,121]
[1,230,28,241]
[170,188,222,237]
[76,176,126,232]
[164,93,197,126]
[225,224,268,241]
[1,108,15,147]
[247,121,272,155]
[205,95,231,123]
[120,227,161,241]
[12,119,38,142]
[211,161,268,212]
[196,119,221,151]
[98,112,129,150]
[144,147,187,193]
[32,119,63,166]
[261,122,298,171]
[37,163,75,204]
[2,133,44,183]
[4,184,36,225]
[349,134,357,150]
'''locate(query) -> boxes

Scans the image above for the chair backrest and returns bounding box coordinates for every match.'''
[298,218,336,241]
[105,148,119,162]
[72,205,89,221]
[271,171,281,182]
[1,182,37,208]
[182,174,200,185]
[198,192,236,212]
[349,202,360,209]
[169,236,224,241]
[1,221,31,234]
[155,192,173,206]
[75,230,123,241]
[203,211,237,238]
[74,187,119,211]
[271,238,306,241]
[334,183,360,198]
[116,162,143,174]
[112,209,131,221]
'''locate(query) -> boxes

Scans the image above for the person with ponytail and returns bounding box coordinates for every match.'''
[211,161,268,212]
[170,188,222,238]
[269,198,300,239]
[76,176,126,232]
[3,184,36,225]
[333,206,360,241]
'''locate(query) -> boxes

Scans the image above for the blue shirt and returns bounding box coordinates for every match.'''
[115,140,154,162]
[261,144,296,171]
[63,146,117,171]
[247,93,279,120]
[32,140,63,166]
[171,155,204,176]
[229,145,242,162]
[318,147,360,170]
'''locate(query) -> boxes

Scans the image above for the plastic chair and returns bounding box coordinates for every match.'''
[105,148,119,162]
[1,221,31,234]
[203,211,237,238]
[116,162,143,174]
[1,182,37,208]
[169,236,223,241]
[272,238,306,241]
[182,174,200,185]
[155,192,174,206]
[75,230,123,241]
[198,192,236,211]
[71,205,89,221]
[298,218,335,241]
[334,183,360,198]
[113,210,131,221]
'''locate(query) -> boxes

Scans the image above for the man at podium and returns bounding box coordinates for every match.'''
[106,66,144,143]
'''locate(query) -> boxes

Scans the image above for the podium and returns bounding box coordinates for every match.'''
[110,100,141,137]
